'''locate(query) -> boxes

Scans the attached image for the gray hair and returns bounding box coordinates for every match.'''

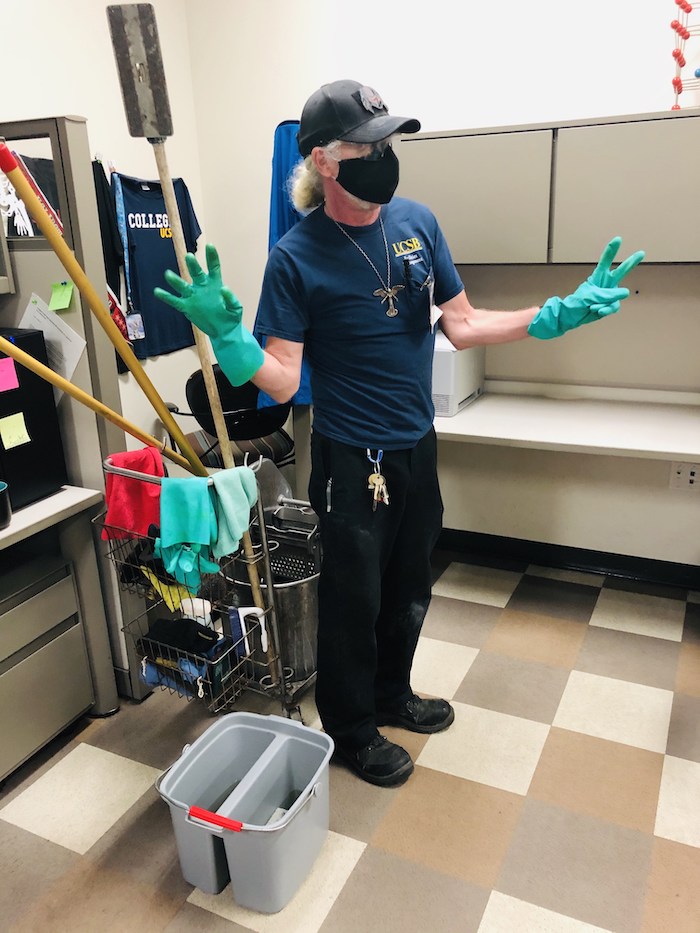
[288,141,342,213]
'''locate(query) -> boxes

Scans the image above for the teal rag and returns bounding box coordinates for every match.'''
[158,477,218,548]
[211,466,258,559]
[155,541,220,591]
[155,477,219,589]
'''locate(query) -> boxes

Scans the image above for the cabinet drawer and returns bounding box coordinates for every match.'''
[0,623,94,781]
[0,575,78,663]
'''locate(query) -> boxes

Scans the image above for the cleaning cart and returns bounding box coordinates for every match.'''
[96,454,320,716]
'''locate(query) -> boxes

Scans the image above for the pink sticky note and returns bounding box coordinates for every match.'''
[0,357,19,392]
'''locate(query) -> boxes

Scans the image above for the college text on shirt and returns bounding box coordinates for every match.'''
[127,212,173,237]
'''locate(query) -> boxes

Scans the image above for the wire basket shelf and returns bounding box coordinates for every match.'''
[95,517,275,712]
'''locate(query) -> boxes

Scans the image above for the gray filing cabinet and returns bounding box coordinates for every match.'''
[0,115,140,699]
[0,553,94,781]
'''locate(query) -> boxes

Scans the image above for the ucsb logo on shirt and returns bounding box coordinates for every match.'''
[392,237,423,257]
[127,212,173,238]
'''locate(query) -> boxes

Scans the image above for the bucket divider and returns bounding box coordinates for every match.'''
[216,735,326,830]
[215,734,290,823]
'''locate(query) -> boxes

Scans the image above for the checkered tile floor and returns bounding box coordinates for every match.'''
[2,553,699,932]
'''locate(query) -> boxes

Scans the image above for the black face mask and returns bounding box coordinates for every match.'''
[336,146,399,204]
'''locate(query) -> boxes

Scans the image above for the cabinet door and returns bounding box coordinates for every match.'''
[552,117,700,262]
[0,623,94,781]
[397,130,552,263]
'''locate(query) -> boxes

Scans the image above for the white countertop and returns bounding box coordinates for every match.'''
[0,486,104,550]
[434,394,700,461]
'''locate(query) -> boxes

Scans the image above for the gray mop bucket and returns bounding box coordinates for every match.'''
[157,711,334,913]
[241,505,321,683]
[244,571,319,684]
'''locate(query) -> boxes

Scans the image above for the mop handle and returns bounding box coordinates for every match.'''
[149,144,270,625]
[0,142,207,478]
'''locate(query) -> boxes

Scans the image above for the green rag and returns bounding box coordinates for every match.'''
[211,466,258,558]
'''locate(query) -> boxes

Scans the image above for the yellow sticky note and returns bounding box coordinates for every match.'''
[0,412,31,449]
[48,281,74,312]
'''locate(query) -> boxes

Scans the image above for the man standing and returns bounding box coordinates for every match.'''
[155,79,644,787]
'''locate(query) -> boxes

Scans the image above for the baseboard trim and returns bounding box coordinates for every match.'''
[437,529,700,591]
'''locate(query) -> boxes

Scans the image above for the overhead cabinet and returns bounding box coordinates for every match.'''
[551,116,700,263]
[398,110,700,264]
[397,130,553,264]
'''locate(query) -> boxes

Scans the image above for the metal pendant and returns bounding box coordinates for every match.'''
[373,285,404,318]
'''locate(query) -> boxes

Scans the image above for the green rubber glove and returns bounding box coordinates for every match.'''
[154,244,264,386]
[210,288,265,387]
[528,237,645,340]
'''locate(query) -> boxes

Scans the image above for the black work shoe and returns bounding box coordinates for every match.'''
[376,695,455,734]
[334,735,414,787]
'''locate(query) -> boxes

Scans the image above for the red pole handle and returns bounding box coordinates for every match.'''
[0,143,18,173]
[188,805,243,832]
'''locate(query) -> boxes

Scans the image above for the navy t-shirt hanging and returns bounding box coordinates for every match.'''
[112,173,200,360]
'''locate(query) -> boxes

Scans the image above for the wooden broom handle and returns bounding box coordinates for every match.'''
[151,143,234,468]
[151,142,269,625]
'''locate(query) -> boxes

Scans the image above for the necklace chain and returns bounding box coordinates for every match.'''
[333,216,391,290]
[332,216,403,317]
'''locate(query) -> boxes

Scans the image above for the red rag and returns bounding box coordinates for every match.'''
[102,447,165,539]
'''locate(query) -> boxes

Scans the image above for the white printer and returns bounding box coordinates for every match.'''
[431,330,485,416]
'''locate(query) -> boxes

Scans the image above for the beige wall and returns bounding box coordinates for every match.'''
[2,0,698,563]
[438,443,699,565]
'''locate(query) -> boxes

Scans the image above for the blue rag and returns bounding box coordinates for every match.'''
[211,467,258,559]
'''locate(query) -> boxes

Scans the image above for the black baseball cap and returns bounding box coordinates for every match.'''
[297,79,421,156]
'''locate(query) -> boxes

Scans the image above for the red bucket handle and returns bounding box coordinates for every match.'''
[188,805,243,832]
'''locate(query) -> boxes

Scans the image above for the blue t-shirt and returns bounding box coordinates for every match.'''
[112,173,200,360]
[254,197,464,449]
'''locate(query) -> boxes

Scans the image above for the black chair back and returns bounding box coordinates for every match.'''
[185,366,291,441]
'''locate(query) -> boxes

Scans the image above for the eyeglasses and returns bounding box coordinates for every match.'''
[361,139,393,161]
[337,138,392,161]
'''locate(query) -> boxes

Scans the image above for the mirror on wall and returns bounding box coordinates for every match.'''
[0,135,61,240]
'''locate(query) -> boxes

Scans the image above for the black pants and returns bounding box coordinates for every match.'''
[308,428,443,750]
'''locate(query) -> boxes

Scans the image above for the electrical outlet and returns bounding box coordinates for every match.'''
[670,462,700,490]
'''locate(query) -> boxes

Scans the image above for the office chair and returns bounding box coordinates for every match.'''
[165,365,295,470]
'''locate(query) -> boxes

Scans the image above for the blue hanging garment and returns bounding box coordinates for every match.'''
[267,120,303,252]
[256,120,313,409]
